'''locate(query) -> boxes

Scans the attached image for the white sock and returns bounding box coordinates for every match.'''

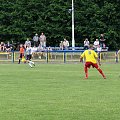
[29,63,32,67]
[29,61,34,65]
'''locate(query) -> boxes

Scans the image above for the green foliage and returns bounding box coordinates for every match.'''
[0,0,119,49]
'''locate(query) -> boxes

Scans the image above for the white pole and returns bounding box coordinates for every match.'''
[72,0,75,48]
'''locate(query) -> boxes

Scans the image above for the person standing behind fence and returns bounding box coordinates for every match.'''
[97,45,102,59]
[0,42,5,51]
[59,41,63,50]
[25,38,31,48]
[99,33,106,48]
[93,38,99,49]
[18,44,25,64]
[63,38,69,50]
[84,38,89,50]
[39,32,46,48]
[33,33,39,47]
[80,44,106,79]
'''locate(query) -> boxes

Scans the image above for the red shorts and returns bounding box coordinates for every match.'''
[85,62,98,69]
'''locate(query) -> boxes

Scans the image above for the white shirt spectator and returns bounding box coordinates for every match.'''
[25,38,31,48]
[84,38,89,50]
[63,39,69,49]
[97,45,102,52]
[39,33,46,47]
[94,39,99,48]
[31,46,38,53]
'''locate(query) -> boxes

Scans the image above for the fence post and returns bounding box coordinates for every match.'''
[64,51,66,63]
[115,51,119,63]
[12,50,14,63]
[46,50,48,63]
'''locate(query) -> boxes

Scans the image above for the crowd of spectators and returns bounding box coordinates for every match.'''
[0,41,12,52]
[0,33,107,53]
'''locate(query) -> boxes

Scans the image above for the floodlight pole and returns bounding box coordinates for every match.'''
[72,0,75,48]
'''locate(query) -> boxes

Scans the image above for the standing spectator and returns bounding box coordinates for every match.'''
[25,38,31,48]
[39,32,46,48]
[99,33,106,48]
[80,44,106,79]
[0,42,5,51]
[63,38,69,50]
[97,45,102,59]
[84,38,89,50]
[93,38,99,49]
[33,33,39,47]
[59,41,63,50]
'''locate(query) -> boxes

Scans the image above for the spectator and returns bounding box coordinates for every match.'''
[33,33,39,47]
[37,44,44,59]
[0,42,5,51]
[25,38,31,48]
[5,41,12,52]
[93,38,99,49]
[84,38,89,50]
[59,41,63,50]
[37,44,44,52]
[39,32,46,48]
[31,45,38,59]
[99,33,106,48]
[63,38,69,50]
[97,45,102,59]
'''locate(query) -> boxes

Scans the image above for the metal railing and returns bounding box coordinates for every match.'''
[0,49,119,63]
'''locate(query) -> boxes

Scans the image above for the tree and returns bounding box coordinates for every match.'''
[0,0,119,49]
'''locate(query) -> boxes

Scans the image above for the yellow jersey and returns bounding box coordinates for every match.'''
[81,49,98,63]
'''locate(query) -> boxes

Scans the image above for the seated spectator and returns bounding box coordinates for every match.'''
[37,44,45,59]
[37,44,44,52]
[93,39,99,49]
[5,41,12,52]
[63,38,69,50]
[84,38,89,50]
[31,45,38,59]
[0,42,5,51]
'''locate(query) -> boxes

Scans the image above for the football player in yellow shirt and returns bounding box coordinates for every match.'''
[80,44,106,79]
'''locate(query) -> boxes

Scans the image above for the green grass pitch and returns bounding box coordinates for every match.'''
[0,63,120,120]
